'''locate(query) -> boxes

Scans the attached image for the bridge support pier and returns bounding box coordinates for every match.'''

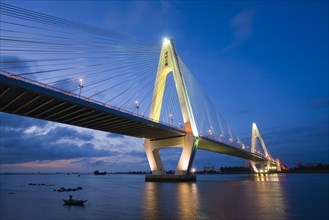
[250,160,271,173]
[249,123,282,173]
[144,133,198,181]
[275,159,282,171]
[250,159,282,173]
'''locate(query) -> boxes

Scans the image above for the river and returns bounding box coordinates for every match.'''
[0,173,328,219]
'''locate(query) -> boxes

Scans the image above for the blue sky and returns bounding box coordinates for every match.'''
[0,0,328,172]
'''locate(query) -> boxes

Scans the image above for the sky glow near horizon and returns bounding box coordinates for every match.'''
[0,0,328,172]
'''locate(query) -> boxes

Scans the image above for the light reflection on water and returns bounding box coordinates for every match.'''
[142,174,289,219]
[253,174,287,220]
[143,182,200,219]
[1,174,328,220]
[255,173,281,182]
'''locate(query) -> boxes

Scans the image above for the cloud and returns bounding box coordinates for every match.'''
[233,116,328,168]
[231,8,254,40]
[0,55,39,80]
[106,133,125,139]
[46,126,93,142]
[222,8,255,52]
[1,113,47,131]
[255,118,328,166]
[0,134,113,164]
[0,112,150,172]
[125,150,146,158]
[0,55,30,73]
[1,107,327,171]
[0,113,114,164]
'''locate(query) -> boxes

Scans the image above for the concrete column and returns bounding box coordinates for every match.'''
[144,139,165,175]
[275,158,282,171]
[144,133,197,175]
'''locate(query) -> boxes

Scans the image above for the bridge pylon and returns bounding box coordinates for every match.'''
[250,123,281,173]
[144,38,198,180]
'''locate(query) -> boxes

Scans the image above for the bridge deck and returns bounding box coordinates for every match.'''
[0,74,186,140]
[199,137,266,162]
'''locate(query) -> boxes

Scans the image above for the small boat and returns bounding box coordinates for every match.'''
[63,199,87,205]
[63,195,86,205]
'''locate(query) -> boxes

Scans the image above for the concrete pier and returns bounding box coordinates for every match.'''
[145,174,196,182]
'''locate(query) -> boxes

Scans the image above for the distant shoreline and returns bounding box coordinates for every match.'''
[1,170,328,175]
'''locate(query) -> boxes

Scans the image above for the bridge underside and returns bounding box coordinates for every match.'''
[0,74,186,140]
[199,137,267,162]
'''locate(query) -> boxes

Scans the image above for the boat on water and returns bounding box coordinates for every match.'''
[93,170,107,175]
[63,199,87,205]
[63,195,87,205]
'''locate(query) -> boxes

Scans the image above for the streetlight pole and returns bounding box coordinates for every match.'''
[78,78,84,98]
[135,100,140,115]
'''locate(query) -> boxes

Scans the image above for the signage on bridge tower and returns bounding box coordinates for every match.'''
[148,38,198,137]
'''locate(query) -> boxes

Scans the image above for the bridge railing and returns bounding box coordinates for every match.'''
[199,134,272,160]
[0,70,185,132]
[199,134,250,150]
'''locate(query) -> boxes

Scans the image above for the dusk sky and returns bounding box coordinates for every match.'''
[0,0,328,173]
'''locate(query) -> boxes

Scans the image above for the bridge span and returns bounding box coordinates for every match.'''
[0,70,278,177]
[0,72,185,140]
[0,3,282,181]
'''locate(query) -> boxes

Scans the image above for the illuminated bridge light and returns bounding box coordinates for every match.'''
[135,100,140,114]
[163,37,170,45]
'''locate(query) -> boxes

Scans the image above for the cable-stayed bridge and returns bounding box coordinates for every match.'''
[0,3,281,179]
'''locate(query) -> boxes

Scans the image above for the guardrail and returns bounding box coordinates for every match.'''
[199,135,273,160]
[1,70,276,162]
[0,69,185,132]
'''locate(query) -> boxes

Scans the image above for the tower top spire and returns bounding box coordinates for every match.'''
[163,37,171,45]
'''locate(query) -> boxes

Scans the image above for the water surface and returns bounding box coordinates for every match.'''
[1,173,328,219]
